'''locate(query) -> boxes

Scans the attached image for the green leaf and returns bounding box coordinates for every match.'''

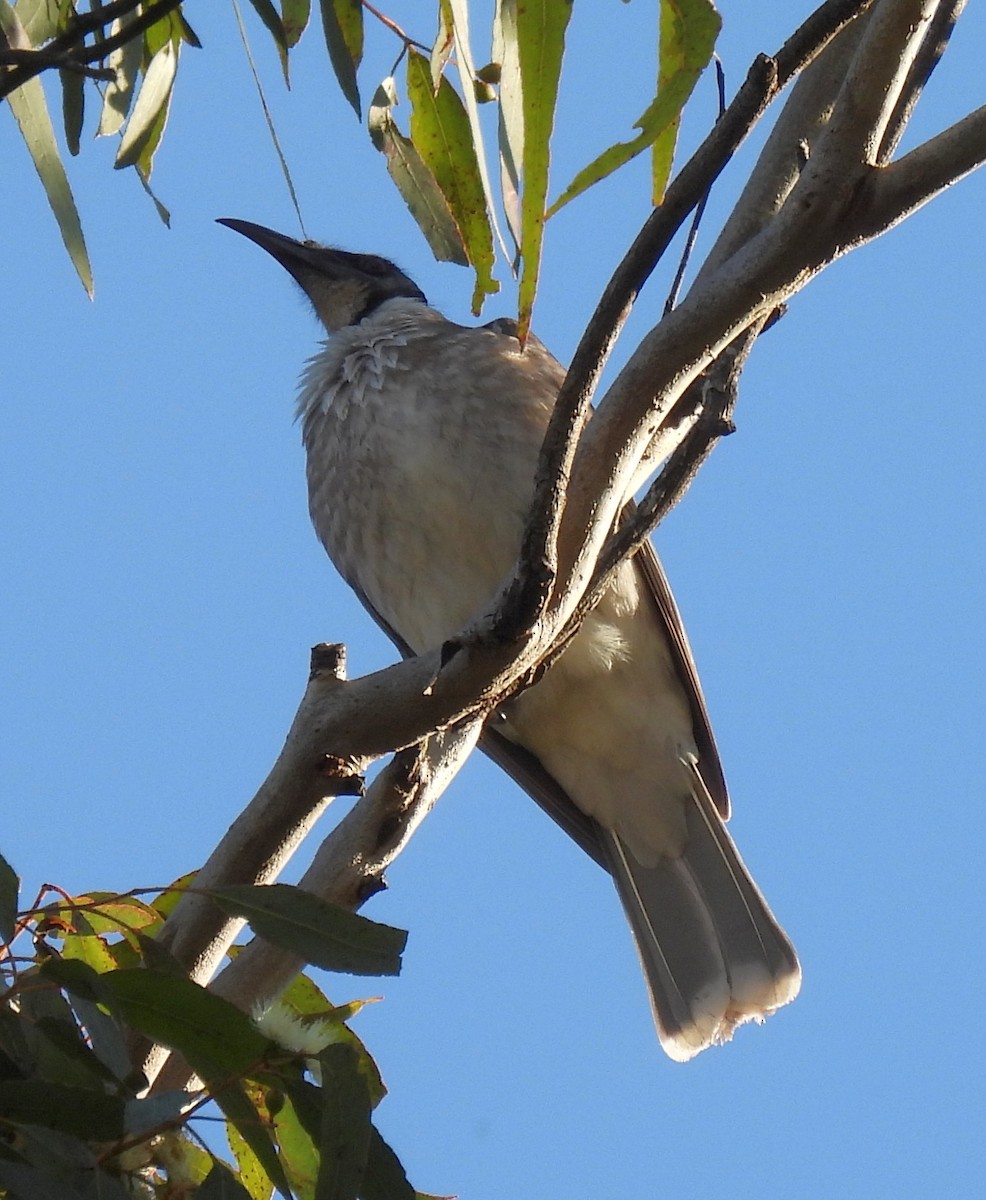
[0,850,19,944]
[116,38,179,170]
[493,0,523,261]
[13,0,73,43]
[9,1123,95,1173]
[38,956,102,999]
[137,166,173,227]
[314,1044,371,1200]
[97,9,144,137]
[207,884,407,977]
[369,78,467,265]
[152,871,197,920]
[123,1090,189,1137]
[652,0,721,201]
[61,930,124,974]
[513,0,573,340]
[447,0,509,274]
[97,969,272,1078]
[227,1119,276,1200]
[319,0,363,117]
[548,0,719,215]
[0,4,92,297]
[283,0,312,48]
[272,1090,320,1197]
[0,1006,34,1078]
[0,1160,86,1200]
[61,894,161,939]
[199,1162,257,1200]
[0,1080,124,1140]
[359,1126,416,1200]
[58,67,84,156]
[406,49,497,313]
[17,977,108,1088]
[213,1082,294,1200]
[77,1000,138,1087]
[246,0,290,83]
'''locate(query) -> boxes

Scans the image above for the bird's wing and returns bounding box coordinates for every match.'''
[345,570,611,869]
[632,538,730,819]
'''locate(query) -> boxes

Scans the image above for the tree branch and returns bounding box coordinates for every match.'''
[147,719,484,1092]
[862,102,986,234]
[502,0,877,648]
[133,0,985,1099]
[877,0,968,162]
[0,0,184,100]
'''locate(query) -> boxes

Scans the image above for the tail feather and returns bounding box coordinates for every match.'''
[604,780,801,1062]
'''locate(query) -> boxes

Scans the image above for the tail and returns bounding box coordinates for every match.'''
[603,771,801,1062]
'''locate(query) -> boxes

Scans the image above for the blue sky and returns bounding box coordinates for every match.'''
[3,3,986,1197]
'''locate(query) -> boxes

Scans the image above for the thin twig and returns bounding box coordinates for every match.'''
[0,0,184,99]
[361,0,430,54]
[232,0,308,240]
[664,58,728,316]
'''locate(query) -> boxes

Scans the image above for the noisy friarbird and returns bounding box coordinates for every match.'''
[220,218,800,1061]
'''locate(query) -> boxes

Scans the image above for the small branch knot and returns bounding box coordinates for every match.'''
[310,642,347,681]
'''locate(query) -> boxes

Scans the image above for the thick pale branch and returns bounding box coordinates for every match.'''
[806,0,938,179]
[147,719,483,1093]
[156,645,368,983]
[506,0,877,648]
[877,0,968,162]
[863,103,986,233]
[694,11,873,286]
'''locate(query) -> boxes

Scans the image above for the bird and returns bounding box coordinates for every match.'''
[219,217,801,1062]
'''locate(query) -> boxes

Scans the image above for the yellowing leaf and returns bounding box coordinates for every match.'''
[548,0,719,216]
[514,0,573,340]
[369,78,467,266]
[283,0,312,47]
[406,48,497,312]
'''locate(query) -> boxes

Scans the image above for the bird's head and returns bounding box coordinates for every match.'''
[218,218,427,333]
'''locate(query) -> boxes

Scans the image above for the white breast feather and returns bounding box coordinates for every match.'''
[296,300,438,422]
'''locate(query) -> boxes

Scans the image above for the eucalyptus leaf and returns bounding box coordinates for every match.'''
[227,1118,274,1200]
[319,0,363,117]
[314,1043,371,1200]
[369,78,467,265]
[3,64,92,295]
[0,1080,124,1140]
[246,0,290,83]
[0,1160,86,1200]
[493,0,523,261]
[207,884,407,977]
[58,66,84,155]
[97,969,272,1078]
[548,0,720,214]
[359,1125,416,1200]
[116,39,178,169]
[447,0,510,269]
[283,0,313,48]
[0,849,19,944]
[98,11,147,136]
[214,1082,294,1200]
[198,1162,257,1200]
[406,48,497,312]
